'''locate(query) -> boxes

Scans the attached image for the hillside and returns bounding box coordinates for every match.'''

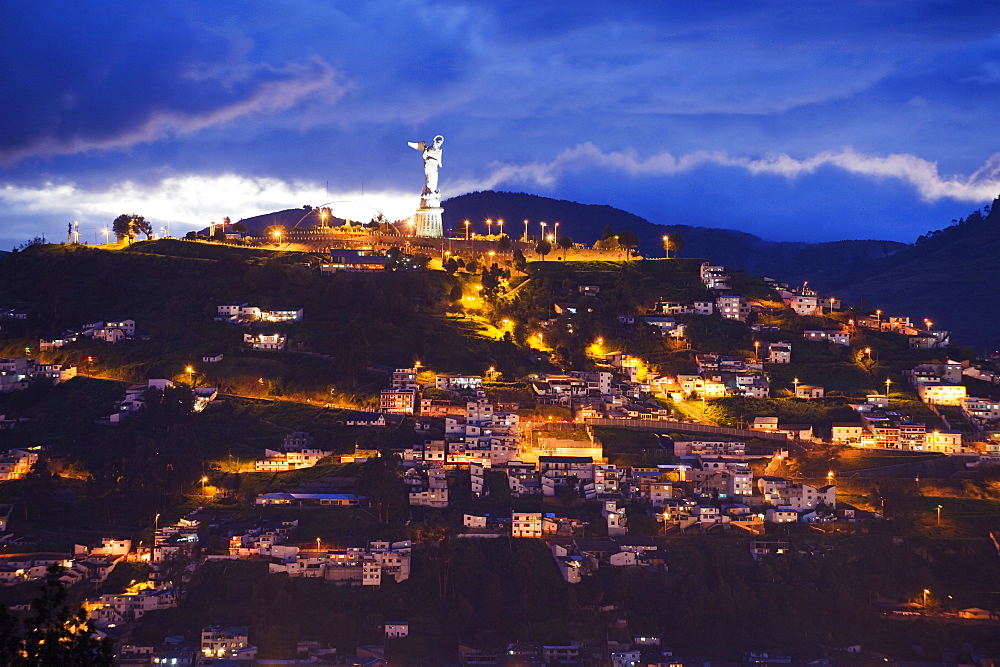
[0,241,529,401]
[446,191,1000,348]
[444,191,906,284]
[823,198,1000,350]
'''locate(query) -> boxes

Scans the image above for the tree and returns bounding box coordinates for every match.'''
[512,248,527,272]
[535,240,552,260]
[663,233,685,258]
[112,213,148,243]
[557,236,573,250]
[444,257,459,274]
[356,453,406,524]
[0,565,115,665]
[617,229,640,259]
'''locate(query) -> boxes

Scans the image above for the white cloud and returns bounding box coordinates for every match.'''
[0,174,420,239]
[464,144,1000,203]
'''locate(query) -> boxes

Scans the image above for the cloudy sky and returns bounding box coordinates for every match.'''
[3,0,1000,247]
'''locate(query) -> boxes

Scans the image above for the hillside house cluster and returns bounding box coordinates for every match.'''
[670,355,770,400]
[243,332,287,350]
[908,361,968,406]
[108,379,217,423]
[215,303,303,323]
[267,540,412,586]
[0,447,39,481]
[40,319,137,350]
[778,286,841,316]
[830,397,964,453]
[0,357,77,391]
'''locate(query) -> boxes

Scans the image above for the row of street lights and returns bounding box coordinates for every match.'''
[460,218,561,242]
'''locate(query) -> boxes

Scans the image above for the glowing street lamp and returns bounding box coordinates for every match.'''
[922,589,930,608]
[497,219,504,237]
[186,366,195,387]
[936,504,942,526]
[754,341,760,360]
[486,218,493,236]
[201,476,209,496]
[523,219,529,242]
[540,221,547,240]
[554,221,560,242]
[924,319,933,331]
[793,377,800,395]
[663,235,670,258]
[885,378,892,397]
[101,227,110,244]
[596,337,603,346]
[272,229,282,245]
[827,470,834,484]
[464,219,471,240]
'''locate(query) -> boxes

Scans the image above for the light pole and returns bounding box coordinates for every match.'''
[486,219,493,237]
[497,219,504,238]
[102,227,110,244]
[316,537,322,551]
[885,378,892,397]
[201,476,209,497]
[793,377,799,396]
[922,588,930,609]
[554,221,560,243]
[663,235,670,258]
[754,341,760,361]
[464,220,470,241]
[186,366,195,388]
[539,221,546,242]
[936,504,942,526]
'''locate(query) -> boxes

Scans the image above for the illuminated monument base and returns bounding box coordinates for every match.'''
[414,204,444,238]
[407,135,445,239]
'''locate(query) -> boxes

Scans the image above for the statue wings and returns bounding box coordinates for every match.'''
[407,141,427,151]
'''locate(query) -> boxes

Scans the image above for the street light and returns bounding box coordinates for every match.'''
[885,378,892,397]
[201,476,209,496]
[540,221,547,241]
[464,219,471,241]
[754,341,760,361]
[663,235,670,258]
[497,219,504,237]
[936,504,942,526]
[793,378,800,395]
[272,229,282,245]
[523,219,529,242]
[922,589,930,608]
[486,218,493,237]
[827,470,834,485]
[553,221,560,242]
[186,366,195,387]
[101,227,110,244]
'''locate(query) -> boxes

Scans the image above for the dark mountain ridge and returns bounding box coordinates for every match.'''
[443,191,906,282]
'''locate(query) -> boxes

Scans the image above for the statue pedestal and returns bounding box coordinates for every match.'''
[414,205,443,238]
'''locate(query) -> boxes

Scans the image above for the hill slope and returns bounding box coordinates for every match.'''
[443,191,906,283]
[824,198,1000,350]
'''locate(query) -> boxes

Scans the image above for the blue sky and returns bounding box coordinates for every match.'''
[2,0,1000,247]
